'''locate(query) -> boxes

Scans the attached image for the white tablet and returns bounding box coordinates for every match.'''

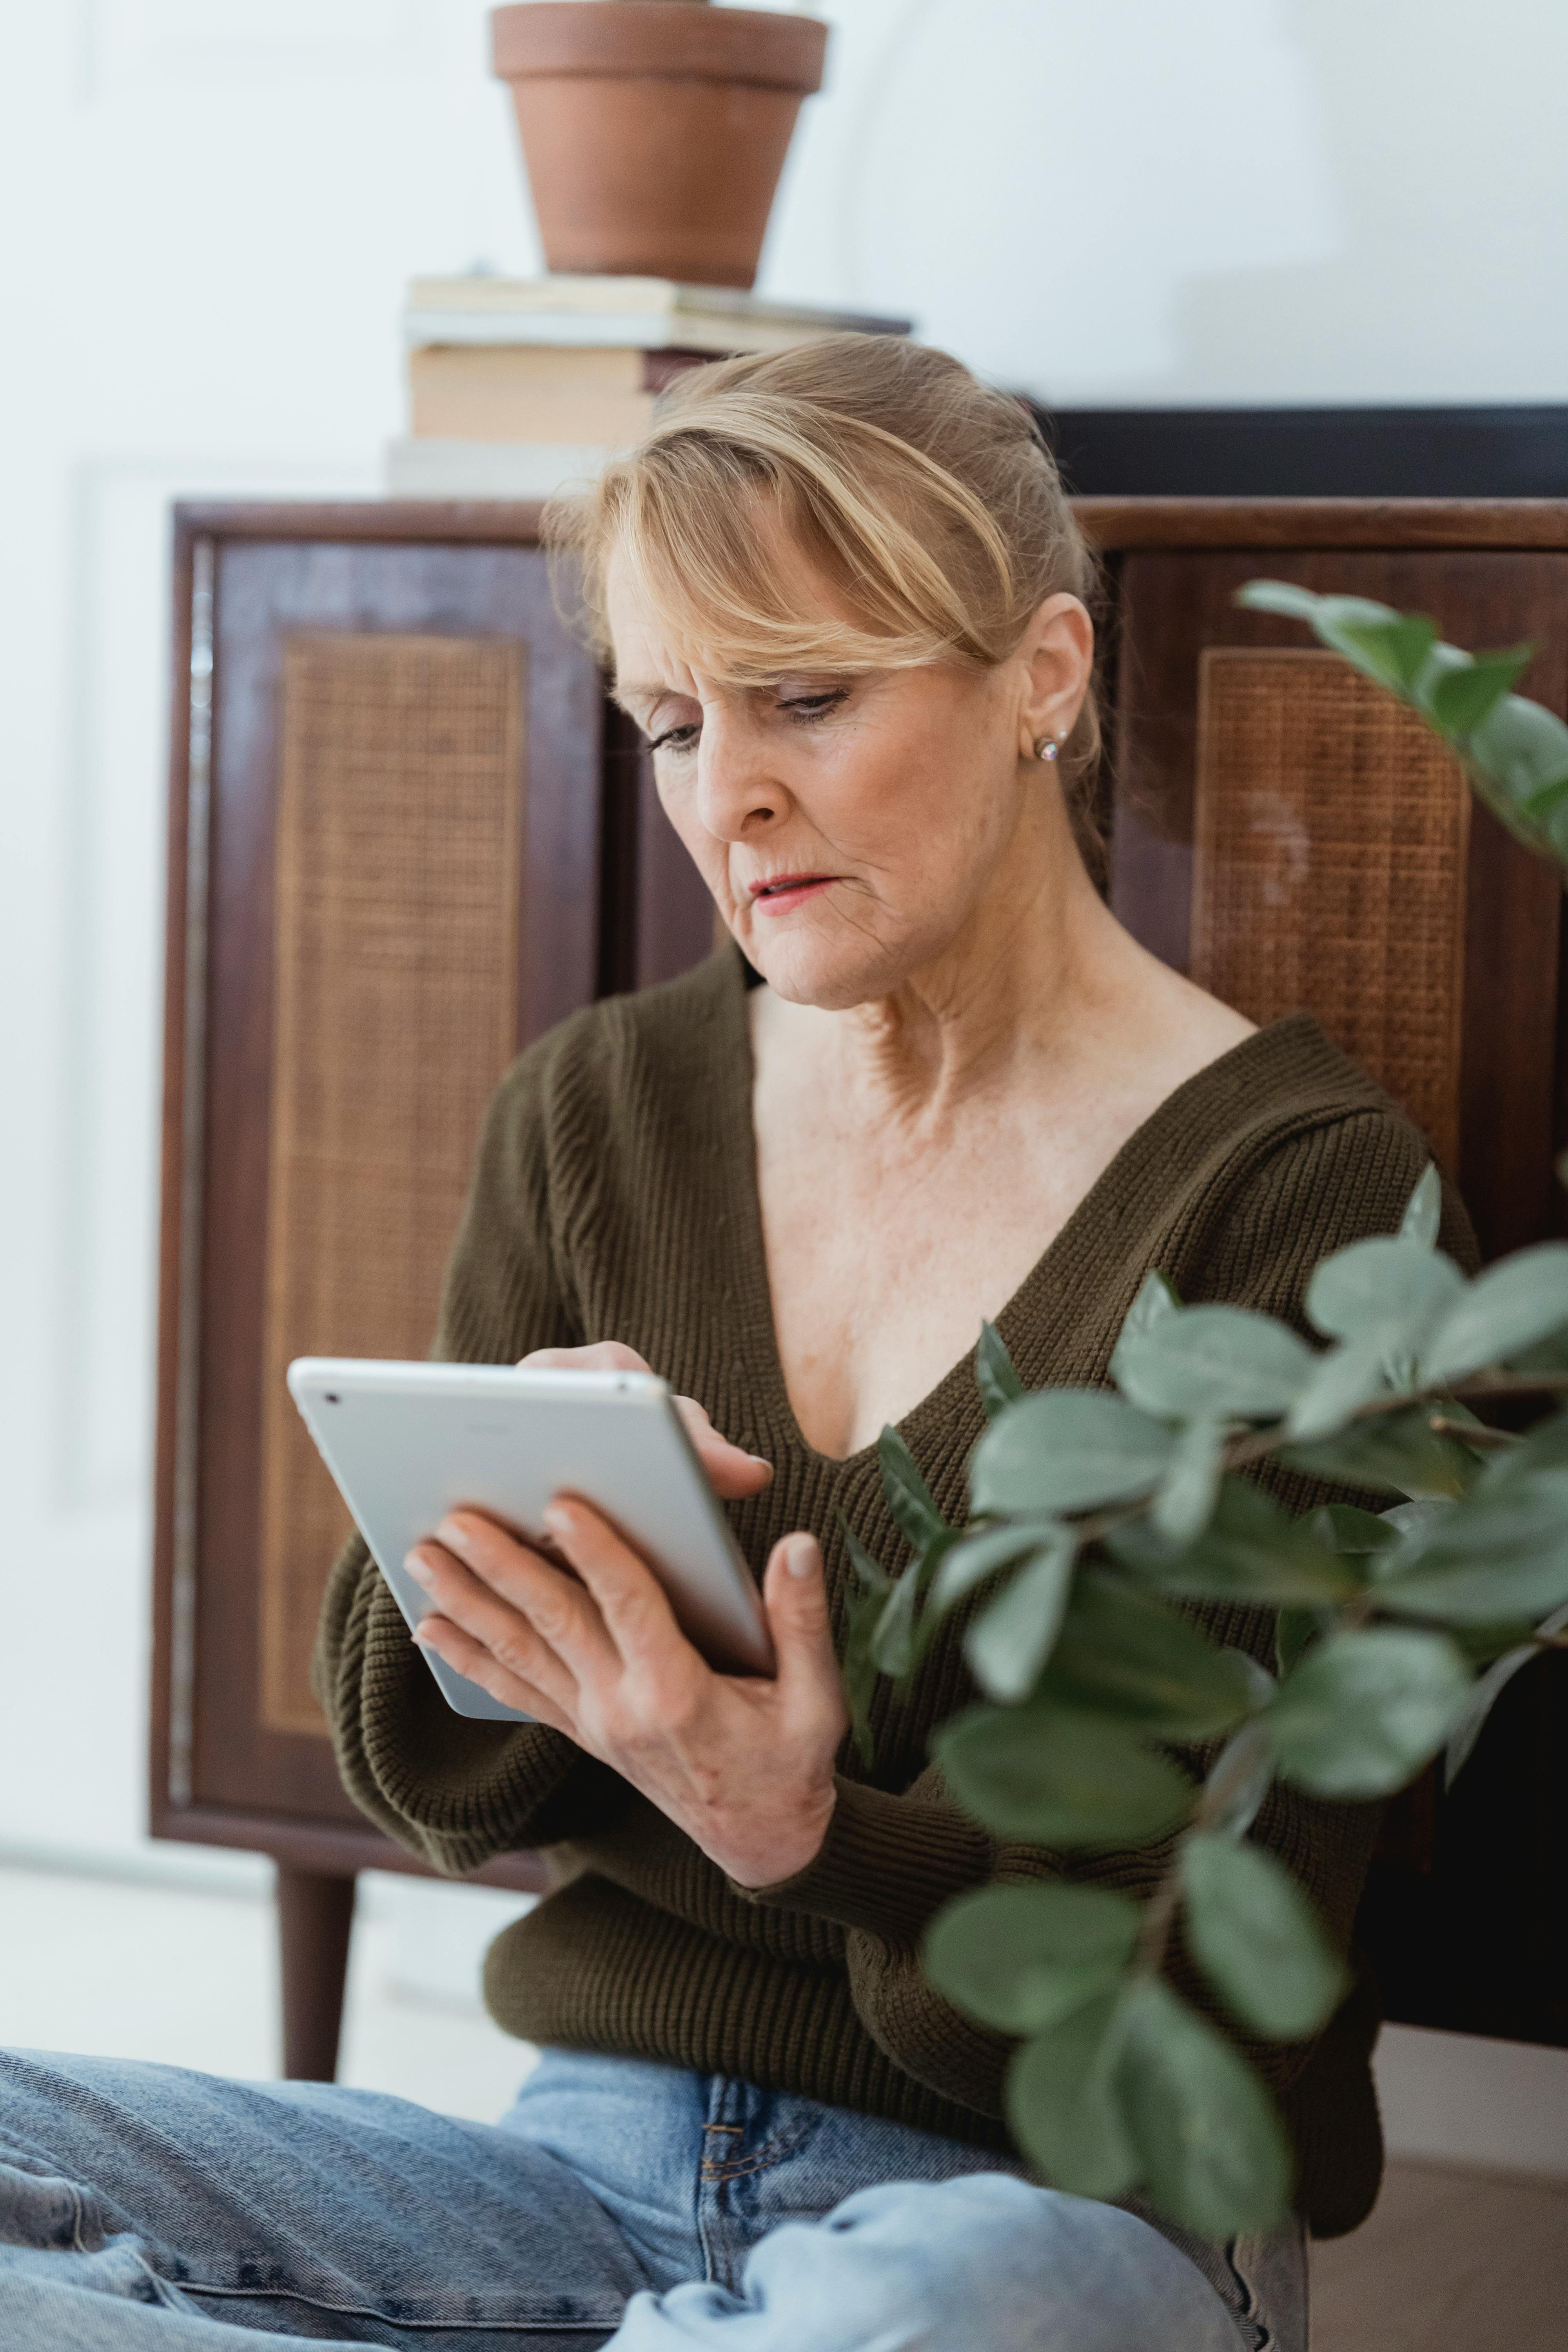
[287,1357,774,1722]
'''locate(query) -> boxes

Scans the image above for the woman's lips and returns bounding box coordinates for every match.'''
[748,875,835,916]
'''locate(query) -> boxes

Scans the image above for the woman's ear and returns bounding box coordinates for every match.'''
[1016,593,1094,760]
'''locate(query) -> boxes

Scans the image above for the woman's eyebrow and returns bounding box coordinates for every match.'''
[610,679,681,715]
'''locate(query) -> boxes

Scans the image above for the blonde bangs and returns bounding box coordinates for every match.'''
[542,334,1104,793]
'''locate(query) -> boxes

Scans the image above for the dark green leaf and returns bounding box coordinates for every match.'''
[1305,1236,1464,1343]
[836,1513,891,1767]
[1181,1834,1347,2040]
[838,1511,891,1596]
[934,1704,1193,1846]
[1444,1599,1568,1787]
[964,1534,1076,1702]
[1400,1164,1443,1248]
[1335,611,1438,693]
[1037,1572,1258,1737]
[1112,1304,1313,1421]
[925,1882,1140,2034]
[1204,1720,1275,1840]
[1282,1406,1477,1500]
[976,1320,1025,1420]
[1267,1629,1468,1797]
[1470,693,1568,808]
[1152,1416,1226,1543]
[1115,1976,1292,2236]
[1107,1269,1182,1396]
[1309,1502,1398,1556]
[1422,1243,1568,1384]
[927,1519,1060,1617]
[1110,1475,1358,1606]
[1275,1608,1319,1677]
[1428,646,1532,737]
[868,1561,920,1678]
[971,1390,1174,1517]
[1007,1993,1139,2200]
[878,1425,946,1549]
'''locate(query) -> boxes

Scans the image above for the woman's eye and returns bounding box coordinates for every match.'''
[648,721,701,755]
[779,690,848,725]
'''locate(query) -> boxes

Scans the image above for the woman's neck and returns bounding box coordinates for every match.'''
[787,789,1141,1134]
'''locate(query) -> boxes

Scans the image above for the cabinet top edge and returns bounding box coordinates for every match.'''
[1073,497,1568,551]
[172,500,549,546]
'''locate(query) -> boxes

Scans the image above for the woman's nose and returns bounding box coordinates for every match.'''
[695,711,783,841]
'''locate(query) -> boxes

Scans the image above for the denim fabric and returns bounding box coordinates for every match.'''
[0,2047,1304,2351]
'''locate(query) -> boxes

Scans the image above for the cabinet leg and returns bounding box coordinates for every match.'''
[276,1865,356,2081]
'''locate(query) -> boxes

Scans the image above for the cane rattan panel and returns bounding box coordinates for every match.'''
[1191,648,1470,1168]
[258,633,525,1733]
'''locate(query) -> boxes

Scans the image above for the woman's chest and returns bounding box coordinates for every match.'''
[752,1105,1088,1461]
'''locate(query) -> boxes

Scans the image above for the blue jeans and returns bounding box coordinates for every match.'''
[0,2047,1304,2350]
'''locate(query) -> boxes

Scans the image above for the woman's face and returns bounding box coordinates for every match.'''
[605,541,1093,1011]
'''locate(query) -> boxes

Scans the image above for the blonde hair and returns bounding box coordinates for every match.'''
[543,333,1103,799]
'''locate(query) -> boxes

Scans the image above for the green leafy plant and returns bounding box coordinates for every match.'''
[843,586,1568,2237]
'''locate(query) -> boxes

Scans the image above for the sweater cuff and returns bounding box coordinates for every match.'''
[731,1777,993,1946]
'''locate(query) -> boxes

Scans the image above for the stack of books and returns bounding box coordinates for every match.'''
[387,274,913,500]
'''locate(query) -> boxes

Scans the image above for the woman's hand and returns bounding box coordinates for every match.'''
[404,1345,847,1888]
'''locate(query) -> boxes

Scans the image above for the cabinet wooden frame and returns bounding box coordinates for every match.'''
[150,504,712,1920]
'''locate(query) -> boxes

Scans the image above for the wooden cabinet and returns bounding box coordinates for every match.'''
[150,503,712,2071]
[153,496,1568,2076]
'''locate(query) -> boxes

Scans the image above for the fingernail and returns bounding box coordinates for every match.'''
[435,1515,466,1551]
[542,1501,574,1537]
[405,1551,434,1589]
[747,1454,773,1470]
[786,1535,818,1579]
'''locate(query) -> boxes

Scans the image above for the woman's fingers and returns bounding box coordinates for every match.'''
[407,1513,614,1694]
[414,1613,575,1735]
[762,1533,849,1731]
[541,1497,692,1671]
[672,1395,774,1498]
[518,1341,652,1376]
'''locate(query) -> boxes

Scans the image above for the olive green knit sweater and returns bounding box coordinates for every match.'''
[314,947,1474,2238]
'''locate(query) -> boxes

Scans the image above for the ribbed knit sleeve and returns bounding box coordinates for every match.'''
[311,1019,631,1875]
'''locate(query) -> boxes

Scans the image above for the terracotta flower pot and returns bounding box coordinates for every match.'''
[490,2,829,289]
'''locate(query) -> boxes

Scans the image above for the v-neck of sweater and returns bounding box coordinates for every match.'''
[697,945,1365,1476]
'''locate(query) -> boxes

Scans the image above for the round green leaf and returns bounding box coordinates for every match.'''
[971,1390,1173,1517]
[1112,1305,1314,1421]
[1400,1164,1443,1247]
[1114,1976,1292,2237]
[1423,1243,1568,1383]
[964,1537,1076,1702]
[927,1520,1058,1617]
[1305,1237,1464,1342]
[933,1705,1194,1846]
[925,1882,1141,2034]
[1038,1573,1258,1737]
[1283,1407,1476,1501]
[1180,1834,1347,2041]
[1376,1470,1568,1624]
[1005,1993,1139,2201]
[1111,1476,1358,1606]
[1471,694,1568,806]
[1266,1629,1469,1797]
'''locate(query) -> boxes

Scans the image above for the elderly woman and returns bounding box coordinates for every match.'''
[0,339,1466,2352]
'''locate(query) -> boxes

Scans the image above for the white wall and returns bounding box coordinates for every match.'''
[1,0,1565,2153]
